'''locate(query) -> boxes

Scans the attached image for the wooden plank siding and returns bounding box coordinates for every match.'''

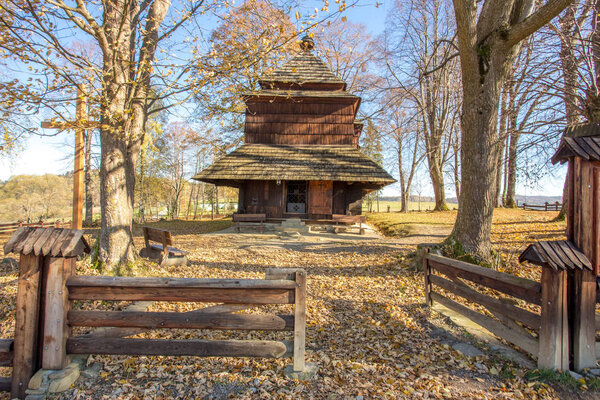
[308,181,333,216]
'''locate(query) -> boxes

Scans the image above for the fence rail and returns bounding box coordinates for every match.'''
[0,220,71,236]
[424,253,568,370]
[522,202,562,211]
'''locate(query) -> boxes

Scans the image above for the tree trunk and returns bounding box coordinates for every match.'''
[84,130,93,224]
[99,131,136,266]
[505,130,520,208]
[450,0,570,261]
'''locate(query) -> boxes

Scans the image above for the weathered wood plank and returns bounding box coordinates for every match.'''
[0,377,10,393]
[0,339,13,367]
[429,274,541,329]
[11,254,42,399]
[67,276,297,289]
[32,228,54,256]
[3,227,32,254]
[572,269,597,370]
[430,292,539,356]
[538,268,569,370]
[265,268,299,281]
[42,257,72,370]
[68,286,294,304]
[427,254,541,305]
[293,270,306,372]
[67,337,289,358]
[20,229,46,255]
[68,310,294,331]
[51,230,74,256]
[40,228,63,256]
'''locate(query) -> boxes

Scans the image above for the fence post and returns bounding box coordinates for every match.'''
[571,269,597,371]
[538,266,569,370]
[423,250,432,306]
[544,202,548,211]
[293,270,306,372]
[11,254,43,399]
[41,257,74,370]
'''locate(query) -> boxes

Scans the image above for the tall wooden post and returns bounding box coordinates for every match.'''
[538,266,569,370]
[569,159,598,370]
[11,254,42,399]
[73,85,86,230]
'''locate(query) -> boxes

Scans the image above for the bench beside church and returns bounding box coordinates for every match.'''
[192,36,395,222]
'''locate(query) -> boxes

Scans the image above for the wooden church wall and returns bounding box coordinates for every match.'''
[245,101,356,145]
[332,182,346,215]
[240,181,283,219]
[568,158,600,274]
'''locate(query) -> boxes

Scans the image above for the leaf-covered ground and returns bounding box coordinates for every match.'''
[1,210,598,399]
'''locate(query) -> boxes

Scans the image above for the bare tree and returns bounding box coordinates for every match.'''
[383,0,459,211]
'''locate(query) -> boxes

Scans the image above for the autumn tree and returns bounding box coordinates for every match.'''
[449,0,573,260]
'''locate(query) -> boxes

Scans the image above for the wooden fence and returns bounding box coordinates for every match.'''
[522,202,562,211]
[424,253,568,369]
[0,253,306,398]
[0,220,71,236]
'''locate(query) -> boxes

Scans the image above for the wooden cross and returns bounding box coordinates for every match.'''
[41,85,99,230]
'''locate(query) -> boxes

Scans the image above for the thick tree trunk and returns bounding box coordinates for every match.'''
[505,130,520,208]
[450,0,570,261]
[99,131,136,266]
[429,159,448,211]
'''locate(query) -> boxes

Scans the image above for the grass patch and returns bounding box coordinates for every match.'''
[525,369,583,391]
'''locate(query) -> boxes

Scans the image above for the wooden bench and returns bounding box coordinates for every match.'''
[139,227,187,266]
[332,214,366,235]
[233,213,266,233]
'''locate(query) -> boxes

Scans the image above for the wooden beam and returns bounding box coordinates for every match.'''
[538,267,569,370]
[427,254,541,305]
[0,339,13,367]
[430,292,539,356]
[67,337,290,358]
[293,270,306,372]
[0,377,10,393]
[67,310,294,331]
[11,254,42,399]
[429,274,541,329]
[42,257,73,370]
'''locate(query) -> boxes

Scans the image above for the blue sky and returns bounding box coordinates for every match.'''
[0,0,567,197]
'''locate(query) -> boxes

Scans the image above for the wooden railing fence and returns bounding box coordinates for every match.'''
[0,220,72,236]
[0,226,307,399]
[522,202,562,211]
[424,253,568,370]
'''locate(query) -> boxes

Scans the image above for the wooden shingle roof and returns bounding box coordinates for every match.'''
[259,51,346,88]
[192,144,396,185]
[551,122,600,164]
[3,227,91,257]
[519,240,592,271]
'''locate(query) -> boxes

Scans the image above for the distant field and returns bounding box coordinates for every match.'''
[362,200,459,212]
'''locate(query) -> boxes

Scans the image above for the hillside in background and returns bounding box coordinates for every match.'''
[0,174,75,222]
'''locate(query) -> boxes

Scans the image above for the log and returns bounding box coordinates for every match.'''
[67,286,294,304]
[429,274,541,329]
[430,292,539,356]
[68,310,294,331]
[293,270,306,372]
[0,339,13,367]
[67,337,290,358]
[0,377,10,393]
[427,254,541,305]
[67,276,297,289]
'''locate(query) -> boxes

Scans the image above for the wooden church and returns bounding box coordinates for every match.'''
[193,36,395,220]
